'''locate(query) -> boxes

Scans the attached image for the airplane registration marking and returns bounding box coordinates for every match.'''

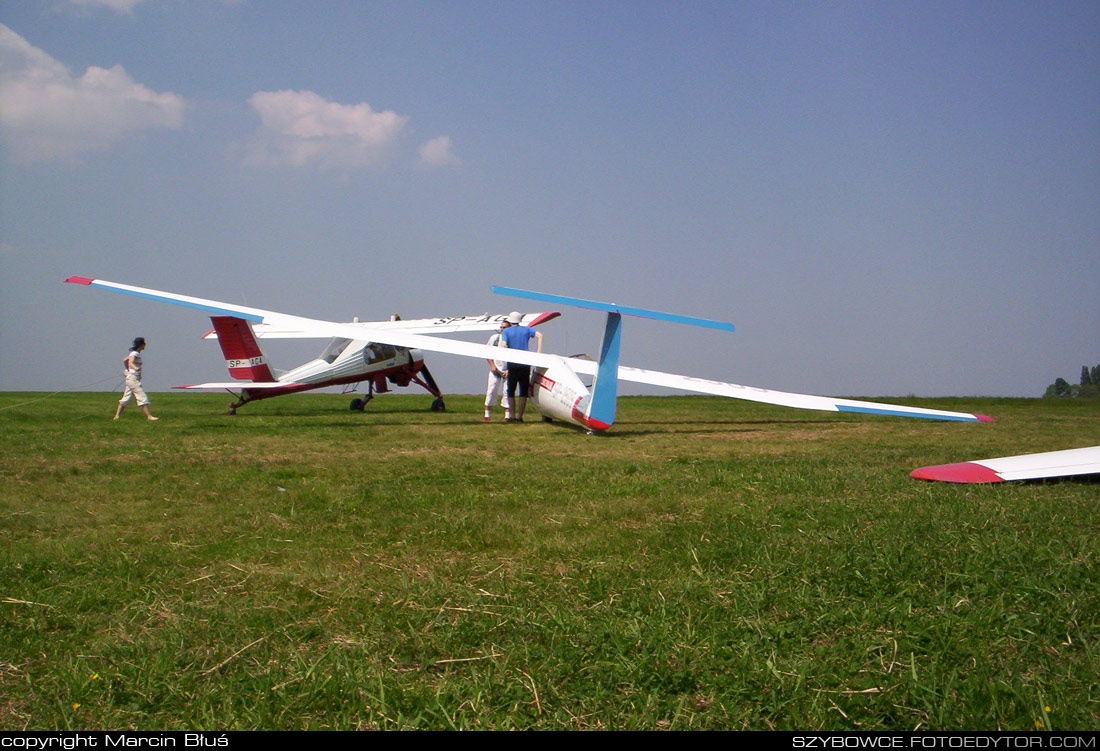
[432,314,509,325]
[227,357,266,368]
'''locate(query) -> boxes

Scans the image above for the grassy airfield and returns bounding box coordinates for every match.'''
[1,391,1096,730]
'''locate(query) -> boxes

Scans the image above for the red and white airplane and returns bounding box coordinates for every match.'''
[912,446,1100,483]
[66,276,994,431]
[65,276,558,414]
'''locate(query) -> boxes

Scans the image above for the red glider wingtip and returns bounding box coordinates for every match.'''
[65,276,94,285]
[910,462,1004,483]
[977,415,995,423]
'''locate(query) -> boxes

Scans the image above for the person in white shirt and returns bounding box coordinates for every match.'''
[114,337,158,421]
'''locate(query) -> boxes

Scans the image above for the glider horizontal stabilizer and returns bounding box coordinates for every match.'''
[491,287,735,332]
[911,446,1100,483]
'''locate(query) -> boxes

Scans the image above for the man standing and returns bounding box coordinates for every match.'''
[114,337,158,421]
[500,311,543,422]
[483,320,509,422]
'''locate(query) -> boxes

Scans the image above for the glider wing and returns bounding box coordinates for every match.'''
[205,312,560,339]
[607,365,993,422]
[64,276,567,371]
[911,446,1100,483]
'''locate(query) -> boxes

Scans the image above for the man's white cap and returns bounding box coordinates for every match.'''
[507,311,522,324]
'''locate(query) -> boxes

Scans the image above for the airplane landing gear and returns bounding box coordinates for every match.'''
[431,397,446,412]
[350,394,373,411]
[226,403,237,415]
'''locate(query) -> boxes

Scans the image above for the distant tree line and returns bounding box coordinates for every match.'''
[1044,364,1100,398]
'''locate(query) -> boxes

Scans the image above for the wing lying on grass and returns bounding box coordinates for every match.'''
[66,275,992,423]
[911,445,1100,483]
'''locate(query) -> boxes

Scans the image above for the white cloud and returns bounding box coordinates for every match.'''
[417,135,460,167]
[0,24,186,162]
[245,89,409,168]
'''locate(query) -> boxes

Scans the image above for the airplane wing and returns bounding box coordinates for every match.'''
[202,312,559,339]
[65,275,992,423]
[911,446,1100,483]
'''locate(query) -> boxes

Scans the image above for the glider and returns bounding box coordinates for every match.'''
[911,446,1100,483]
[65,276,993,431]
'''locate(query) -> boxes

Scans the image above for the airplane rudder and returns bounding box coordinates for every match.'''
[210,315,276,382]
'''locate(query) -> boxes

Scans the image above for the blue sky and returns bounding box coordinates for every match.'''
[2,0,1098,402]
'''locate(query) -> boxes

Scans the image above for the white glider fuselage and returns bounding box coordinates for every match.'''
[529,358,604,431]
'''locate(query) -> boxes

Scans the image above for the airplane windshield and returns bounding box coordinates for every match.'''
[319,338,352,364]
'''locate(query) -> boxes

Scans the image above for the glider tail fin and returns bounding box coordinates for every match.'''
[209,316,277,382]
[585,312,622,429]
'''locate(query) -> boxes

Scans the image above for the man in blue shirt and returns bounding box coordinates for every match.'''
[500,312,544,422]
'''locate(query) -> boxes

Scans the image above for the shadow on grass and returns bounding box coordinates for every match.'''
[1018,474,1100,486]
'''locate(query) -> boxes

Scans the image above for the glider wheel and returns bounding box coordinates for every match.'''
[431,397,446,412]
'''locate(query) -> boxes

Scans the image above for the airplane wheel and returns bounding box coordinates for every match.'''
[431,397,446,412]
[350,398,364,411]
[542,416,553,423]
[226,403,237,415]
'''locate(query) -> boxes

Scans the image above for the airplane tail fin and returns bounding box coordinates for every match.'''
[492,287,734,429]
[209,316,277,382]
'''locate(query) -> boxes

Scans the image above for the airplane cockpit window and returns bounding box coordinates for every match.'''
[319,338,352,364]
[363,343,397,363]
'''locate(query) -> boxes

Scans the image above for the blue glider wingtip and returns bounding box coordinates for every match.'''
[491,286,734,332]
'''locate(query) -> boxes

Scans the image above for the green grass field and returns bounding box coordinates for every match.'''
[1,391,1097,730]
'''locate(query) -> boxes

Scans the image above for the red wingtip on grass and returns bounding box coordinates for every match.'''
[910,462,1004,483]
